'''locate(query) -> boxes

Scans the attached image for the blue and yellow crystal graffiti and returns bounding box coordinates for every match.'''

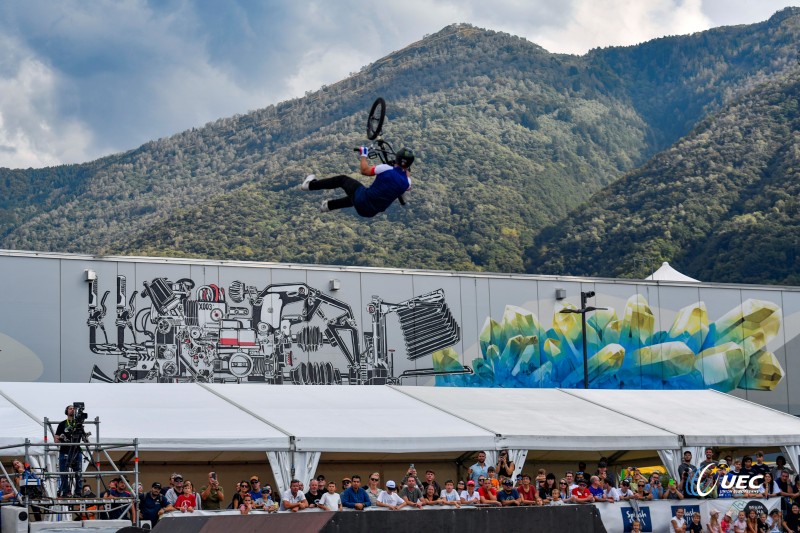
[434,295,784,391]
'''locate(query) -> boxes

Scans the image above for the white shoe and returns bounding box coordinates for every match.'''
[301,174,316,191]
[319,200,330,213]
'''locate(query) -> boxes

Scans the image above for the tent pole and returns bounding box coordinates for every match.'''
[290,436,296,479]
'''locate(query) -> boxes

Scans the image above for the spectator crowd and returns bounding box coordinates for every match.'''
[2,448,800,530]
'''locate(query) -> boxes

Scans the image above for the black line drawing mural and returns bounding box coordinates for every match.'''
[87,275,471,384]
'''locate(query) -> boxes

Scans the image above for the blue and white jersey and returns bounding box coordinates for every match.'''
[354,164,410,217]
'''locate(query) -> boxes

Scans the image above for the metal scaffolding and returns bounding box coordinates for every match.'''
[0,415,139,526]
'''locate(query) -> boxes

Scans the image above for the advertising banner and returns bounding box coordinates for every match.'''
[595,497,781,533]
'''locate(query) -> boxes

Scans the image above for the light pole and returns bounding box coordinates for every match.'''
[559,291,605,389]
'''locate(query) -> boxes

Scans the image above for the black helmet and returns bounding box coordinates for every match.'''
[394,147,415,168]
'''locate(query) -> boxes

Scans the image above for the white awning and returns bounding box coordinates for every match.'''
[1,384,799,457]
[567,388,800,447]
[0,383,291,452]
[201,384,497,453]
[393,387,681,451]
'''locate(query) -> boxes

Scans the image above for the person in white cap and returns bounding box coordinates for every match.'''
[707,508,721,533]
[376,480,406,510]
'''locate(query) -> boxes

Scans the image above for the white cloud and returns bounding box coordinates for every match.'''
[555,0,710,53]
[0,37,94,168]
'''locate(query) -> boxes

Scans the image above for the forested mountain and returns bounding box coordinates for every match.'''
[1,9,800,281]
[526,66,800,285]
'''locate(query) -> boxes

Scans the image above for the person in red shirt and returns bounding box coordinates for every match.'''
[174,480,200,512]
[517,474,540,505]
[478,478,501,506]
[571,479,595,503]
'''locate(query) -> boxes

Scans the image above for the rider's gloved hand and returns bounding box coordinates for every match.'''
[359,146,369,158]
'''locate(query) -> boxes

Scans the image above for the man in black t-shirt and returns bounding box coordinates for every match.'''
[677,450,697,494]
[54,405,83,497]
[305,479,324,508]
[751,451,771,478]
[422,470,441,495]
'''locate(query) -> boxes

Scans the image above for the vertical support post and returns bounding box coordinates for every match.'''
[134,438,140,528]
[581,310,589,389]
[290,436,296,479]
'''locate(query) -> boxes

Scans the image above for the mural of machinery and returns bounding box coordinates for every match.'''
[87,275,470,384]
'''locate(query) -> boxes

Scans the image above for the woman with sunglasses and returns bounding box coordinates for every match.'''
[365,472,382,506]
[633,480,652,501]
[558,479,574,503]
[231,480,250,510]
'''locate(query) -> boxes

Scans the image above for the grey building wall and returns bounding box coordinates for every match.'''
[0,250,797,415]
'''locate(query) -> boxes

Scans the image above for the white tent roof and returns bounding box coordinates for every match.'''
[646,261,700,282]
[0,383,290,452]
[1,384,799,456]
[568,389,800,447]
[202,384,496,453]
[395,387,679,451]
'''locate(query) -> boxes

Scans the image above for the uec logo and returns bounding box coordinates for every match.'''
[688,463,764,497]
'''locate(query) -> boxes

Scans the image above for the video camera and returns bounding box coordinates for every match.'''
[73,402,88,424]
[61,402,89,443]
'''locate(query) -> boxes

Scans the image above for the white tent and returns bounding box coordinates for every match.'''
[202,384,497,453]
[395,387,680,451]
[0,383,290,452]
[2,383,800,492]
[646,261,700,282]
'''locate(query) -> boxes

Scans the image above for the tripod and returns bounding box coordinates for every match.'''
[58,429,88,497]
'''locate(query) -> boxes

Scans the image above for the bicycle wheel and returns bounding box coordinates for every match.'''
[366,97,386,140]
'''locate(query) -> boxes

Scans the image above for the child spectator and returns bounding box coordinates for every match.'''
[707,509,721,533]
[375,480,405,511]
[688,511,703,533]
[318,481,342,511]
[487,466,500,488]
[439,480,461,508]
[239,494,253,515]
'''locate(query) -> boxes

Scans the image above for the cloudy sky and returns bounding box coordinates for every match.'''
[0,0,796,169]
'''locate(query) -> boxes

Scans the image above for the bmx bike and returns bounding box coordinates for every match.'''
[354,97,407,205]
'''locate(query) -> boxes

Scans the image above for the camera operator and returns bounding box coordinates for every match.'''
[54,404,83,497]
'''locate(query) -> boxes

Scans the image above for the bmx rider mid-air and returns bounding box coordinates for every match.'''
[301,146,414,217]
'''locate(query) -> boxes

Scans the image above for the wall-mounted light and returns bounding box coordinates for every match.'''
[329,279,341,291]
[555,288,566,300]
[84,269,97,282]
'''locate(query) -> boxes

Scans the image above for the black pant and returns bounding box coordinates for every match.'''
[310,175,364,211]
